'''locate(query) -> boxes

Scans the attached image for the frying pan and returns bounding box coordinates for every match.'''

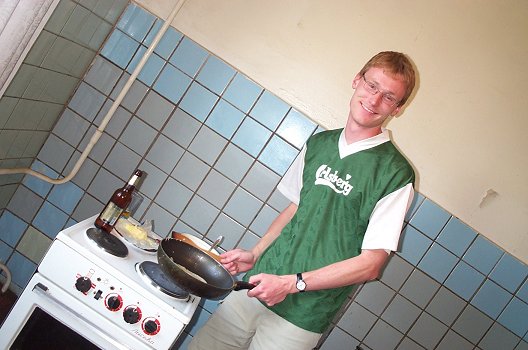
[157,238,255,299]
[171,232,222,262]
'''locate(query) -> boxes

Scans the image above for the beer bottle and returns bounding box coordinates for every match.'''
[94,169,143,233]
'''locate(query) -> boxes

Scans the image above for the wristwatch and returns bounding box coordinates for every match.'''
[296,273,306,292]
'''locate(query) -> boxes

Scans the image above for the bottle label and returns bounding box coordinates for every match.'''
[99,202,124,226]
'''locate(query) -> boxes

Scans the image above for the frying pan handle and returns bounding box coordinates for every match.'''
[233,281,256,291]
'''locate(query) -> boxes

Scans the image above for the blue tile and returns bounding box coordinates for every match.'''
[146,135,184,174]
[201,298,221,313]
[409,199,451,239]
[179,195,220,234]
[169,37,208,77]
[397,225,432,265]
[0,240,13,262]
[145,22,182,59]
[436,217,478,257]
[223,188,263,227]
[143,18,162,45]
[153,64,192,104]
[185,305,213,337]
[32,202,69,239]
[65,218,77,228]
[258,135,299,176]
[197,56,235,95]
[127,46,165,86]
[276,108,317,149]
[471,280,512,319]
[0,211,27,247]
[232,117,272,157]
[224,73,263,113]
[498,297,528,338]
[128,44,147,71]
[139,53,165,86]
[463,235,503,275]
[7,251,36,289]
[69,83,106,122]
[489,253,528,293]
[116,4,155,42]
[445,260,485,300]
[250,91,290,131]
[101,29,140,69]
[175,333,192,350]
[205,100,245,139]
[187,126,227,166]
[179,82,218,122]
[518,280,528,304]
[315,125,326,134]
[23,160,57,197]
[418,243,458,283]
[47,182,84,215]
[405,192,424,222]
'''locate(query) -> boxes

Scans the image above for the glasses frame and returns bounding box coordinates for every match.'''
[361,75,401,107]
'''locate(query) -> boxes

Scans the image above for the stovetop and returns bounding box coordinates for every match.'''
[50,215,199,324]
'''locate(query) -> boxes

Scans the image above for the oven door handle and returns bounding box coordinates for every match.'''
[33,282,131,350]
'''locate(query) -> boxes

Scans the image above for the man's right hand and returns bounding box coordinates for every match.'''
[220,249,256,275]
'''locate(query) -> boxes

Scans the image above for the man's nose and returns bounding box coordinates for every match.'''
[368,92,383,105]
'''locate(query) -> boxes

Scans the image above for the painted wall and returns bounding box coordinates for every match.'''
[134,0,528,263]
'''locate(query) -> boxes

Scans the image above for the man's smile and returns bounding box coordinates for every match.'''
[361,102,376,115]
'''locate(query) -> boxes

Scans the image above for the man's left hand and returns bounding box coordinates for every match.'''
[246,273,296,306]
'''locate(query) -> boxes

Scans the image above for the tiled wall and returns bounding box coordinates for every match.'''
[1,3,527,350]
[321,196,528,350]
[0,0,128,212]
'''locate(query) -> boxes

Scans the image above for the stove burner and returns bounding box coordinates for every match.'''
[136,261,190,300]
[86,228,128,258]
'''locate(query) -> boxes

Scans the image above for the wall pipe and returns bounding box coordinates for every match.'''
[0,0,187,184]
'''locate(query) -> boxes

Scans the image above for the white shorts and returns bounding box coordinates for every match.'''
[188,290,322,350]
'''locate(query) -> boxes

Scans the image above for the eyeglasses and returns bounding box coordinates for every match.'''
[361,75,400,107]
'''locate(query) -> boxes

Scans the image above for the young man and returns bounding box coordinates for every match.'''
[189,51,417,350]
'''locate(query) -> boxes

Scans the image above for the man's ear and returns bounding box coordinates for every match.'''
[352,74,362,89]
[390,106,402,117]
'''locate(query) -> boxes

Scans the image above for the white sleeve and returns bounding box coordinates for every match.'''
[361,183,414,253]
[276,146,306,205]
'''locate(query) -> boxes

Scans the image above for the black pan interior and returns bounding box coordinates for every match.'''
[160,239,234,290]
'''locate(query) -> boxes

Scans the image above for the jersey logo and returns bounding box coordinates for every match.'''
[315,164,353,196]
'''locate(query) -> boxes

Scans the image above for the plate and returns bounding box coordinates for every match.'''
[115,218,159,252]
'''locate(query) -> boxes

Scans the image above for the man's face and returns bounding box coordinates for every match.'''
[348,67,407,130]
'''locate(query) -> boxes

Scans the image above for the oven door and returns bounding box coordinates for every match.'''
[0,273,152,350]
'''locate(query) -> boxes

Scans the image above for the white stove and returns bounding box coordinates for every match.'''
[0,216,200,349]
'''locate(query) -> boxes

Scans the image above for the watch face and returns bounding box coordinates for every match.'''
[296,280,306,291]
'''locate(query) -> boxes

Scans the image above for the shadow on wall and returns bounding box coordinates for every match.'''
[0,0,129,209]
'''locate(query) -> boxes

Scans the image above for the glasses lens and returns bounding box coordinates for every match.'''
[362,77,377,94]
[363,76,399,106]
[382,95,397,106]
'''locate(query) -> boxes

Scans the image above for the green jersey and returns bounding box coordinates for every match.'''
[244,129,415,333]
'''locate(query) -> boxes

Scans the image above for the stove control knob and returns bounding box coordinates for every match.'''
[143,318,161,335]
[75,276,92,293]
[105,294,123,311]
[123,305,142,324]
